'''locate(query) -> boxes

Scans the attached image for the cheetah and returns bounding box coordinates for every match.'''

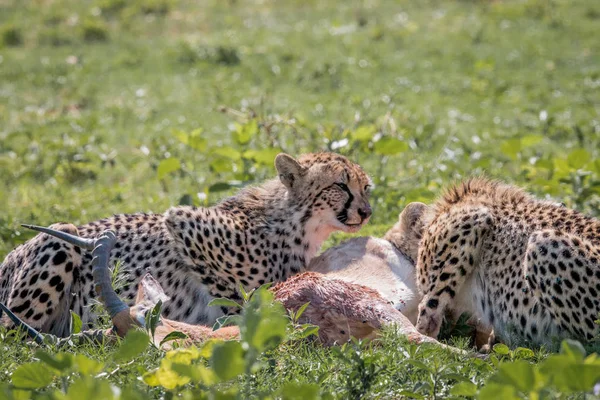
[414,178,600,347]
[0,152,372,337]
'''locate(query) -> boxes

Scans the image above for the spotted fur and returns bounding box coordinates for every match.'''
[415,178,600,347]
[0,152,372,337]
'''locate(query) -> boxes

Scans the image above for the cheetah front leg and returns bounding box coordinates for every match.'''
[524,230,600,342]
[415,206,494,338]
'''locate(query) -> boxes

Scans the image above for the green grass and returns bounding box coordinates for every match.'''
[1,0,600,398]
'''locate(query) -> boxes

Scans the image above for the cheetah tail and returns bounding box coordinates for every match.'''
[21,224,96,251]
[0,301,45,345]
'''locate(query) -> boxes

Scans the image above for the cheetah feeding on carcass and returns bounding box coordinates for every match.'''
[0,152,372,337]
[2,204,446,351]
[415,178,600,347]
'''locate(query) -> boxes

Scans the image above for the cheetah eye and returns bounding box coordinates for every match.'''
[335,182,349,191]
[364,184,372,192]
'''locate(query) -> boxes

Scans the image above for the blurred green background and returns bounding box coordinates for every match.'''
[1,0,599,258]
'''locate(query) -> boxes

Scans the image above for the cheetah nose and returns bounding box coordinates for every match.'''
[358,205,372,221]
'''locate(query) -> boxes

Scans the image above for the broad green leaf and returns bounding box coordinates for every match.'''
[209,158,236,173]
[145,299,163,340]
[491,360,537,393]
[11,362,54,389]
[173,129,189,145]
[521,134,544,148]
[293,302,310,322]
[241,287,288,353]
[478,383,520,400]
[213,314,242,330]
[535,158,554,171]
[244,148,281,165]
[449,381,477,396]
[210,341,246,381]
[405,359,431,372]
[165,346,201,364]
[70,311,82,334]
[538,354,570,376]
[551,364,600,393]
[351,125,376,141]
[320,392,335,400]
[188,129,208,151]
[147,359,191,390]
[34,351,73,373]
[492,343,510,355]
[171,363,217,386]
[208,298,242,309]
[209,182,233,192]
[560,339,586,361]
[159,331,189,348]
[65,377,115,400]
[1,386,31,400]
[584,352,600,365]
[567,149,591,169]
[74,354,104,376]
[199,339,219,358]
[238,283,252,302]
[113,330,149,362]
[157,158,181,180]
[553,158,571,179]
[190,139,208,152]
[142,370,161,387]
[214,146,242,160]
[280,382,321,400]
[500,138,521,160]
[295,324,319,340]
[233,120,258,145]
[373,137,408,155]
[475,59,494,71]
[513,347,535,359]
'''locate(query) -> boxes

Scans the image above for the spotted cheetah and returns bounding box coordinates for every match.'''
[414,178,600,347]
[0,152,372,337]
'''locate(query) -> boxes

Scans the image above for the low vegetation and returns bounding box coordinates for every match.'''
[1,0,599,398]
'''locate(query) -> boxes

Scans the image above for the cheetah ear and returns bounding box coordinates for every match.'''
[388,202,430,264]
[399,202,429,231]
[275,153,306,189]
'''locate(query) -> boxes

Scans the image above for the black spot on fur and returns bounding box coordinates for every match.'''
[52,251,67,265]
[39,254,50,267]
[49,275,62,287]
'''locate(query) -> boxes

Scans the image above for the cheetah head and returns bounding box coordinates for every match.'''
[275,152,372,234]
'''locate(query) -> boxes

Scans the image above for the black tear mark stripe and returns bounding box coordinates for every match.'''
[337,184,354,222]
